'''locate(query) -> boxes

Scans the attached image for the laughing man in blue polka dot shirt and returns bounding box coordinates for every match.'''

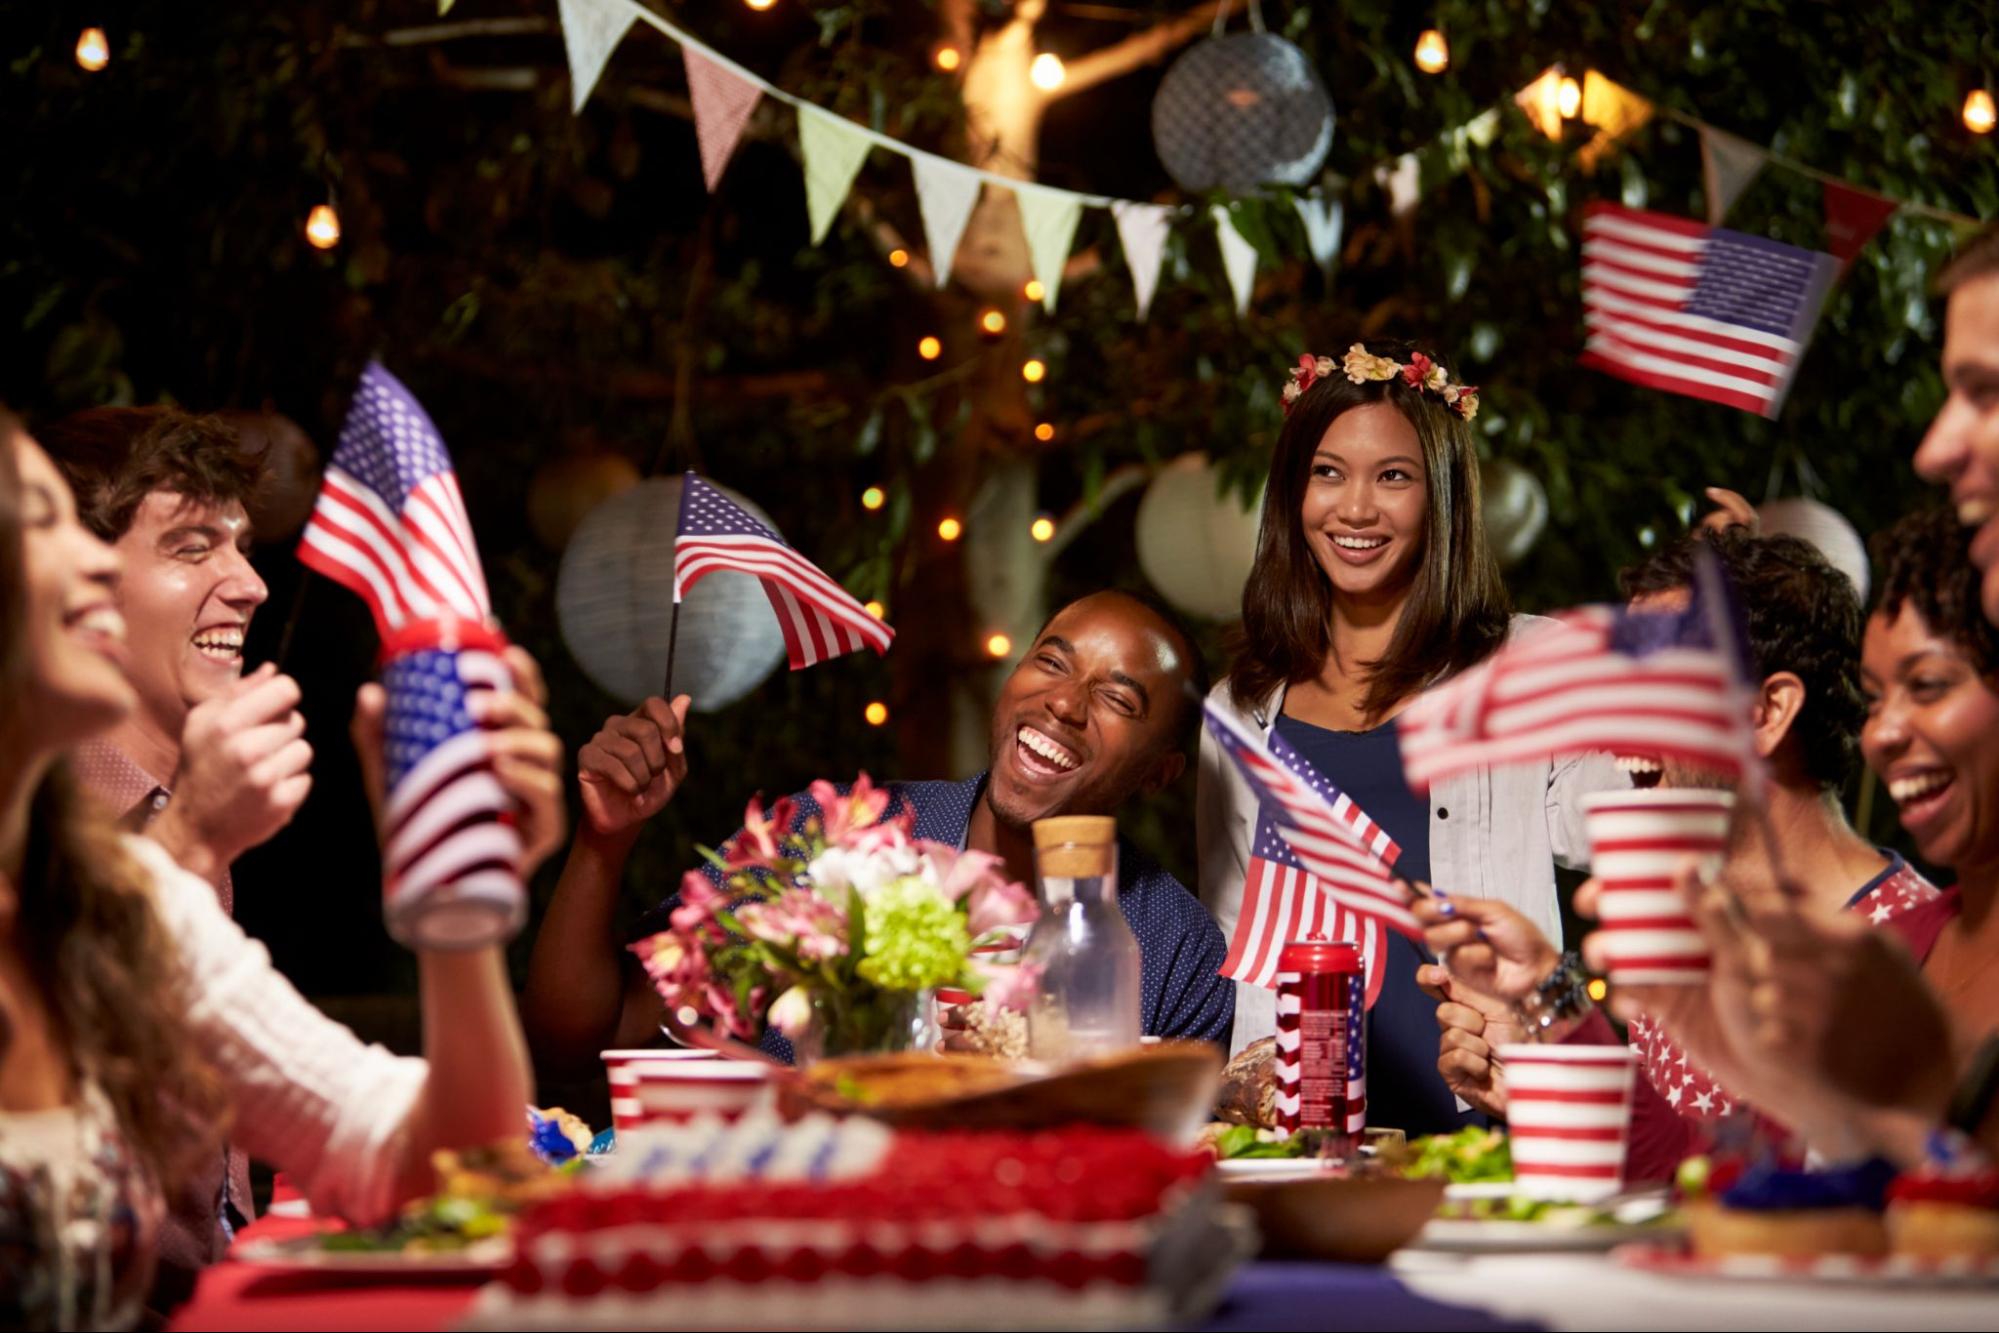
[523,589,1235,1073]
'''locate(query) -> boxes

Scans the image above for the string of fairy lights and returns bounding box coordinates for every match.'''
[62,13,1999,726]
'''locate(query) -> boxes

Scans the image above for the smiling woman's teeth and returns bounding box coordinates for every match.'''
[1332,535,1388,550]
[1018,726,1078,771]
[1961,499,1996,527]
[1889,771,1951,804]
[76,607,126,641]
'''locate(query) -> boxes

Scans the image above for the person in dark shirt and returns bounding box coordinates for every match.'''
[523,589,1234,1072]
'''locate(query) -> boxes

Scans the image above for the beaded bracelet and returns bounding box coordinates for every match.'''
[1517,950,1593,1038]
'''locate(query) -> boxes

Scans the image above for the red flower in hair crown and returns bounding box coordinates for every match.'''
[1282,344,1479,422]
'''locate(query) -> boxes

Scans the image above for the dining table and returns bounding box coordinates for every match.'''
[168,1180,1999,1333]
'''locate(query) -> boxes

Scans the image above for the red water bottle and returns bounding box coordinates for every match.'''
[1276,939,1365,1140]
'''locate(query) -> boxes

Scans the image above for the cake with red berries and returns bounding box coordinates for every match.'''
[468,1122,1237,1329]
[1887,1169,1999,1261]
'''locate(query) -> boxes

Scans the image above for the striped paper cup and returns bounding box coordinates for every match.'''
[1582,789,1734,986]
[1499,1043,1638,1202]
[600,1049,768,1135]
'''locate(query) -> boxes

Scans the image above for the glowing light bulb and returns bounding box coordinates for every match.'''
[861,486,885,511]
[934,45,962,73]
[744,0,778,9]
[1033,422,1055,443]
[1587,977,1609,1003]
[888,248,911,268]
[979,308,1007,335]
[1021,358,1046,383]
[864,701,889,726]
[1029,53,1066,92]
[1023,278,1046,302]
[1558,76,1582,120]
[305,204,342,250]
[75,27,109,71]
[985,632,1013,658]
[918,335,942,360]
[1030,516,1055,543]
[1414,29,1449,74]
[937,517,962,542]
[864,600,886,619]
[1967,89,1997,135]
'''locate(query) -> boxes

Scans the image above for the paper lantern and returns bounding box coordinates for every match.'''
[217,410,322,542]
[1481,457,1548,569]
[1152,33,1334,195]
[1756,497,1870,602]
[528,453,642,551]
[1135,453,1264,621]
[557,477,785,712]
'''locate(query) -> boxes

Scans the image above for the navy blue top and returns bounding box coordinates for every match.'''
[1273,713,1476,1137]
[635,774,1235,1060]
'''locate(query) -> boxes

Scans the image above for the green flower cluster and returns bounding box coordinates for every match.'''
[855,877,971,992]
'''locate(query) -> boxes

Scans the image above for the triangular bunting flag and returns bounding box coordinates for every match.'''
[1111,201,1172,320]
[1293,194,1344,272]
[556,0,636,114]
[683,46,762,192]
[1515,67,1566,141]
[1213,205,1259,315]
[1577,71,1653,172]
[1699,126,1768,225]
[1375,154,1421,219]
[1015,184,1085,313]
[910,153,983,288]
[798,105,873,245]
[1822,181,1898,265]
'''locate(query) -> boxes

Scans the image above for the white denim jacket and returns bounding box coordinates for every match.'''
[1196,616,1628,1054]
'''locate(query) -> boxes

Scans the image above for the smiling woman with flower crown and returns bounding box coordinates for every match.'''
[1197,340,1622,1136]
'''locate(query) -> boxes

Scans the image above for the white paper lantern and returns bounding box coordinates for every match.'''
[1481,457,1549,569]
[557,477,785,712]
[1756,497,1870,602]
[1152,33,1335,195]
[1135,453,1265,621]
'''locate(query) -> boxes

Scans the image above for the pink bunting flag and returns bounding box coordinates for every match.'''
[683,47,762,193]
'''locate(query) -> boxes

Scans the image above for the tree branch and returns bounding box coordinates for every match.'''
[1041,462,1153,561]
[1050,0,1247,102]
[337,17,553,48]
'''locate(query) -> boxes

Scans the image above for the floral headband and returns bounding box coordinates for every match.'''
[1282,344,1479,422]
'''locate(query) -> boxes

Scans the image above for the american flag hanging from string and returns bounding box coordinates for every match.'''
[297,362,491,635]
[1204,703,1414,1006]
[1398,549,1758,791]
[1579,202,1840,420]
[674,474,894,670]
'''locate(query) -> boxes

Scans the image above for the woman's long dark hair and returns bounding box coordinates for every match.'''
[1228,342,1510,721]
[0,411,227,1192]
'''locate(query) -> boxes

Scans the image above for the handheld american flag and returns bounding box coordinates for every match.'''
[1398,553,1758,792]
[1580,202,1839,419]
[298,363,491,634]
[1204,702,1417,1004]
[673,474,893,670]
[378,621,525,948]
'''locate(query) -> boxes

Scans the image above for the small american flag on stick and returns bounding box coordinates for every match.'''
[298,362,491,634]
[1579,202,1839,419]
[674,474,893,670]
[1398,552,1758,791]
[1204,702,1416,1003]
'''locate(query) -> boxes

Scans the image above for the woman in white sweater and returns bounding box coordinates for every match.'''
[1196,344,1620,1132]
[0,413,563,1329]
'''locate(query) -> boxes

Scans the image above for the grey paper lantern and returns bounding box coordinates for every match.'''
[1756,497,1870,602]
[1481,458,1550,569]
[557,477,785,712]
[1152,33,1335,195]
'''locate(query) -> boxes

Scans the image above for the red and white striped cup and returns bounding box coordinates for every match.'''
[1582,789,1734,986]
[1499,1043,1638,1202]
[601,1049,767,1135]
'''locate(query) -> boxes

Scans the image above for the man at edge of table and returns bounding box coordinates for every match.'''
[522,588,1236,1071]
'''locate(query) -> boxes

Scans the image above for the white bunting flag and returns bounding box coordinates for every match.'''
[1375,154,1421,219]
[1015,184,1084,313]
[1699,126,1768,225]
[1293,194,1344,272]
[798,105,873,245]
[1112,201,1172,320]
[556,0,636,114]
[1213,205,1259,315]
[910,152,983,288]
[683,46,762,192]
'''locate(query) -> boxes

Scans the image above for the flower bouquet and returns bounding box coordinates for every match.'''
[631,776,1039,1059]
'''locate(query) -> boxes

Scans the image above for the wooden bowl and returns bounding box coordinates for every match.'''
[1223,1173,1446,1264]
[779,1042,1223,1140]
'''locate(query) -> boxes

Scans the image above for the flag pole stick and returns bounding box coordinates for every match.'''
[663,597,682,700]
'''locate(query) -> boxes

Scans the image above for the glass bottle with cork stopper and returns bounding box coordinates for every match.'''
[1023,815,1143,1060]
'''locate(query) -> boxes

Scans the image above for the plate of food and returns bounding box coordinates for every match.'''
[1416,1191,1681,1253]
[231,1231,514,1276]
